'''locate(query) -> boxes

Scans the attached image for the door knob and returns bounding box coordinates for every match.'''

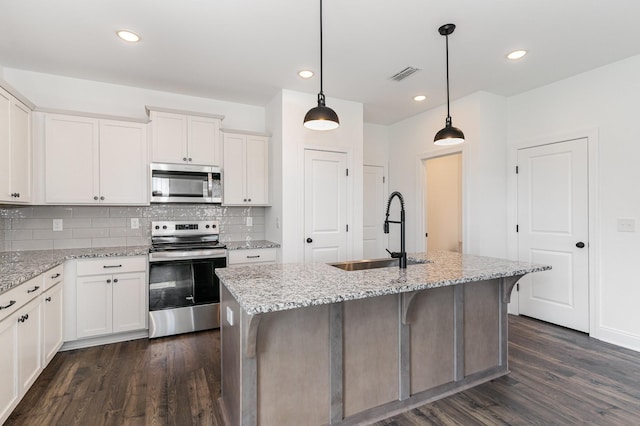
[576,242,585,248]
[306,238,313,243]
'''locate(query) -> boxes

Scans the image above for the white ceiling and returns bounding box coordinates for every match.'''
[2,0,640,125]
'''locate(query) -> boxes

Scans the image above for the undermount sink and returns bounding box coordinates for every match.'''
[329,257,424,271]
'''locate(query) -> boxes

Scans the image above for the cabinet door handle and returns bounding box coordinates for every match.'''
[246,255,260,259]
[188,157,192,162]
[15,193,20,198]
[45,297,52,302]
[94,196,99,200]
[0,300,16,310]
[27,286,40,294]
[113,278,118,283]
[247,198,252,202]
[100,196,105,201]
[51,273,61,279]
[243,198,247,202]
[183,157,188,162]
[103,264,122,269]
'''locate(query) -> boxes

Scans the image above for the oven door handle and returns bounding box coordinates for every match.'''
[149,250,227,262]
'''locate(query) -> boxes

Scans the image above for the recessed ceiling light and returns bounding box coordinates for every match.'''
[413,95,427,102]
[507,50,527,60]
[116,30,141,43]
[298,70,314,79]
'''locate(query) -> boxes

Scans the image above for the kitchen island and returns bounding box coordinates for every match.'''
[216,251,550,426]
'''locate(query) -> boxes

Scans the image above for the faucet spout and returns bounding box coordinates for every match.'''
[383,191,407,269]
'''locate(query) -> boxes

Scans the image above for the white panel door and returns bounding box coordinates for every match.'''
[76,275,113,338]
[222,133,246,205]
[187,116,220,166]
[363,165,386,259]
[0,88,12,201]
[150,111,187,164]
[517,138,589,332]
[245,136,268,205]
[112,272,147,334]
[304,150,348,264]
[45,114,100,204]
[99,120,148,204]
[10,100,31,203]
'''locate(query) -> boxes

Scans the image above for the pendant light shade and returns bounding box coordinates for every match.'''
[434,23,464,146]
[304,0,340,131]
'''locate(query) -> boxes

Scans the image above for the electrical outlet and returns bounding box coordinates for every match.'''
[226,306,234,326]
[130,218,139,229]
[246,217,253,227]
[52,219,63,231]
[617,218,636,232]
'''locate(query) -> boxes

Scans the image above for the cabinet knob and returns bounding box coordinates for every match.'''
[113,278,118,283]
[576,241,585,248]
[306,238,313,243]
[106,279,112,284]
[188,157,192,162]
[45,296,52,302]
[243,198,247,202]
[248,198,251,202]
[183,157,188,162]
[100,196,105,201]
[94,196,99,200]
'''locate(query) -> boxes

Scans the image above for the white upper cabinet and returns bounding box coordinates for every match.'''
[148,108,222,166]
[0,86,32,204]
[44,114,148,205]
[222,131,269,206]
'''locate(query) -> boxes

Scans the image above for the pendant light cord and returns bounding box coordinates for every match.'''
[319,0,324,97]
[445,33,451,123]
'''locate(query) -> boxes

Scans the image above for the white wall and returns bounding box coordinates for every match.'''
[3,68,265,131]
[364,123,389,166]
[507,54,640,351]
[266,89,364,263]
[387,91,508,257]
[265,92,284,261]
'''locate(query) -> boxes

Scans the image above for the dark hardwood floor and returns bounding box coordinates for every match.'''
[6,315,640,425]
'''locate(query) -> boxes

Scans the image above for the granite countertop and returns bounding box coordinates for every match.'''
[225,240,280,250]
[216,250,551,315]
[0,246,150,294]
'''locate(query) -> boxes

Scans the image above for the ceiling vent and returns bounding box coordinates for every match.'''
[390,66,420,81]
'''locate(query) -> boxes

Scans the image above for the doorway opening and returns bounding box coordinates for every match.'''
[423,152,463,255]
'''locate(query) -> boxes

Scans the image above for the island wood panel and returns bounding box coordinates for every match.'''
[409,286,455,394]
[463,280,500,376]
[256,305,330,426]
[220,286,242,426]
[343,294,399,417]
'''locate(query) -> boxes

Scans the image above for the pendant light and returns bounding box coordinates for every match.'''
[434,23,465,145]
[304,0,340,131]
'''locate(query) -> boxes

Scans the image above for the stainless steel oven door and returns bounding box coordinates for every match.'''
[148,251,226,338]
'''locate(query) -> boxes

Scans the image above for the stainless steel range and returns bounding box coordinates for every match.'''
[148,220,227,338]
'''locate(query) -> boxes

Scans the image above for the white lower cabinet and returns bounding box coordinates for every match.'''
[17,298,43,396]
[0,310,19,425]
[75,257,147,339]
[42,283,64,366]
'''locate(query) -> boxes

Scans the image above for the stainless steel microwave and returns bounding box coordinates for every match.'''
[150,163,222,203]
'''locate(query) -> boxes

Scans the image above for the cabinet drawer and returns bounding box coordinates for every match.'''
[43,265,63,291]
[76,256,147,276]
[228,248,276,265]
[0,276,43,322]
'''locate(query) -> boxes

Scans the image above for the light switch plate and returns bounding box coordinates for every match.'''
[246,217,253,227]
[617,218,636,232]
[131,218,139,229]
[52,219,63,231]
[226,306,234,326]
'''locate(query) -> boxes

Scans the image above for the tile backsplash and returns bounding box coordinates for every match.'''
[1,204,265,251]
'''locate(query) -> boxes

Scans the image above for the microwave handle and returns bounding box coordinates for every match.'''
[207,173,213,198]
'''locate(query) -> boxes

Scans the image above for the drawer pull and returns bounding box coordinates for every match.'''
[51,273,61,279]
[27,286,40,294]
[246,255,261,259]
[0,300,16,310]
[45,297,52,302]
[103,264,123,269]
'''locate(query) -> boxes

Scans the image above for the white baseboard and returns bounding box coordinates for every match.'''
[60,329,149,351]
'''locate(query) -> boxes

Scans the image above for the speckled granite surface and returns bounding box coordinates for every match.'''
[216,250,551,315]
[225,240,280,250]
[0,246,150,294]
